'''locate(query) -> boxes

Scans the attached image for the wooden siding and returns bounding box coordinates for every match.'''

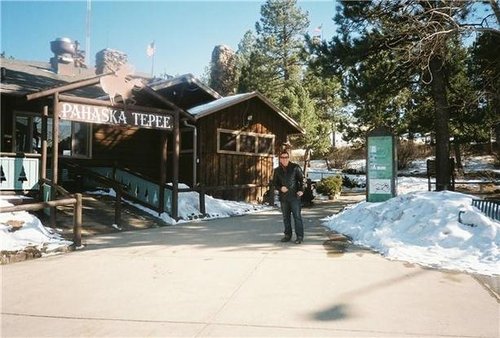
[197,97,289,202]
[92,125,164,179]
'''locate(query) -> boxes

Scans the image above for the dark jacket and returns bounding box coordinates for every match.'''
[272,162,304,201]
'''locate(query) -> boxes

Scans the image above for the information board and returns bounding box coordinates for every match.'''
[366,129,396,202]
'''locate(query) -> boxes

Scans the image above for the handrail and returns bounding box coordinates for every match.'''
[40,178,71,196]
[63,160,126,227]
[0,192,82,247]
[0,152,42,158]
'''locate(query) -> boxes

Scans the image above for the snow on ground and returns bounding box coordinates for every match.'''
[322,191,499,276]
[86,186,270,225]
[1,156,499,276]
[0,198,72,252]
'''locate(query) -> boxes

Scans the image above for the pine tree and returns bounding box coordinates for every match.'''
[310,0,499,190]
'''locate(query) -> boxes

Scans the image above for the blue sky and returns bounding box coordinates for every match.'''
[1,1,337,78]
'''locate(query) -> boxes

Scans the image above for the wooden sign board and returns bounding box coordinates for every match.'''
[59,102,173,130]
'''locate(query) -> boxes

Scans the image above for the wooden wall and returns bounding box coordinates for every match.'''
[196,98,291,202]
[92,125,164,180]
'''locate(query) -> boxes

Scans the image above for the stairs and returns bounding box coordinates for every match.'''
[39,192,169,239]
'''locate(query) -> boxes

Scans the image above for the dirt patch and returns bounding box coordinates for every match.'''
[1,245,72,265]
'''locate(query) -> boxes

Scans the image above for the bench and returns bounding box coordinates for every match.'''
[471,199,500,221]
[427,159,455,191]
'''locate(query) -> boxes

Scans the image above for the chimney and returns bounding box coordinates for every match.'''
[50,37,76,75]
[95,49,128,75]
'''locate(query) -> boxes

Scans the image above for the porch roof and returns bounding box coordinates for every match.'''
[0,58,105,98]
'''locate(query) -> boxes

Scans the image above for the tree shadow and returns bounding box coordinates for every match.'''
[310,269,427,322]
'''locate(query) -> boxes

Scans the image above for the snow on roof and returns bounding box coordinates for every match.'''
[188,92,305,134]
[187,92,253,116]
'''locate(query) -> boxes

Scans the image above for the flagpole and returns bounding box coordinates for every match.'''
[151,40,155,77]
[151,53,155,77]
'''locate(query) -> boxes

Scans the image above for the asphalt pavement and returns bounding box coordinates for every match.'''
[1,193,499,337]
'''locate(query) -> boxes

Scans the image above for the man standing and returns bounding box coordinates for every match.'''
[272,150,305,244]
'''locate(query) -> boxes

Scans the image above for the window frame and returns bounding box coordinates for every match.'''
[217,128,275,157]
[12,111,43,154]
[12,111,93,159]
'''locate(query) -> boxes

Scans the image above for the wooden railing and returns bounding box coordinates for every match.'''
[81,164,206,218]
[62,161,127,228]
[0,180,82,247]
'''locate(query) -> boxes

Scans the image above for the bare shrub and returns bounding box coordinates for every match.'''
[398,141,432,170]
[327,147,355,170]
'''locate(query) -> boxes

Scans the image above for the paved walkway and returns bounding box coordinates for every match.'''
[1,194,499,337]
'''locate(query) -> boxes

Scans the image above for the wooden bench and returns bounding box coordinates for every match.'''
[427,159,455,191]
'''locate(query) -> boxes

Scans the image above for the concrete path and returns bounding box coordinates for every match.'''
[1,194,499,337]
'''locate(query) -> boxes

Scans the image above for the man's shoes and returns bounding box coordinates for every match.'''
[280,235,292,242]
[295,237,303,244]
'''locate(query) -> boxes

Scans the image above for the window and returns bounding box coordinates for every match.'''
[14,114,42,153]
[48,119,92,158]
[217,129,274,156]
[13,112,92,158]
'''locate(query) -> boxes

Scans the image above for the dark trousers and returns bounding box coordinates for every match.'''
[280,197,304,238]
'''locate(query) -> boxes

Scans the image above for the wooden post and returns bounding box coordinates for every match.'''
[159,132,168,214]
[40,105,48,181]
[50,93,59,228]
[115,187,121,228]
[199,185,206,215]
[172,111,180,220]
[73,193,82,247]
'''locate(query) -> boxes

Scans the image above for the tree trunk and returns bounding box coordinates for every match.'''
[453,137,463,177]
[429,56,451,191]
[303,148,311,177]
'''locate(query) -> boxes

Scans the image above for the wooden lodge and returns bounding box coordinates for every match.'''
[0,50,304,220]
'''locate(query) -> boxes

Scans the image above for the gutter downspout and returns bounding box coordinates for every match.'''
[183,120,197,186]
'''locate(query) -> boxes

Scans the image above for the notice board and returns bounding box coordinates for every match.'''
[366,128,397,202]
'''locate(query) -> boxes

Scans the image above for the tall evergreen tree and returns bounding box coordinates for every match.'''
[310,0,498,191]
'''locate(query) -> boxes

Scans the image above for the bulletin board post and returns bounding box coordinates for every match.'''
[366,127,397,202]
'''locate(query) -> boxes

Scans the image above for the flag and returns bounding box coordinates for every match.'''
[314,25,322,35]
[146,42,155,57]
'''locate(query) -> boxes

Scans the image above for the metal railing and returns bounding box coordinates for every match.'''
[471,199,500,221]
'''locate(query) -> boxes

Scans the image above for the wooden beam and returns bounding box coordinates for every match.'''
[0,197,77,213]
[159,132,168,214]
[50,93,59,228]
[58,94,175,115]
[172,110,180,220]
[41,106,48,181]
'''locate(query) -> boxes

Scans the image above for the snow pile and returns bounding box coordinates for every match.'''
[323,191,500,276]
[0,198,72,252]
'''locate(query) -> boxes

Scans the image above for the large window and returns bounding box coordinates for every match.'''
[14,114,42,153]
[14,112,92,158]
[217,128,274,156]
[48,119,91,158]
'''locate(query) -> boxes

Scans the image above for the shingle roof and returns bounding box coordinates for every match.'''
[0,58,105,98]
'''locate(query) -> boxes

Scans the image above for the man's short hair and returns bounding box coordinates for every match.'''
[280,150,289,156]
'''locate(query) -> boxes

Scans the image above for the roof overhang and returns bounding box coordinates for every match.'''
[188,91,305,135]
